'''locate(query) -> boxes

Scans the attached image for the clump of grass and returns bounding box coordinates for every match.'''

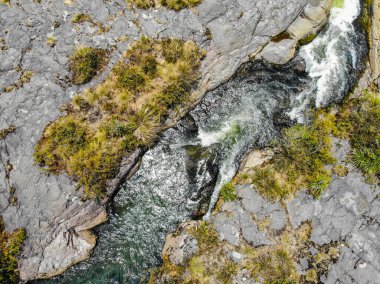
[250,112,336,200]
[72,13,92,24]
[126,0,201,10]
[220,182,237,202]
[47,36,57,47]
[246,248,298,283]
[332,164,349,177]
[35,37,204,198]
[69,47,108,85]
[0,217,26,284]
[127,0,155,9]
[189,221,218,252]
[336,91,380,183]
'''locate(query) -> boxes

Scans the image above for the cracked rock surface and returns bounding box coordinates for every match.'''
[160,139,380,283]
[0,0,313,281]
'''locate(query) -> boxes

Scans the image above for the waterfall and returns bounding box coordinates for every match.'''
[288,0,362,120]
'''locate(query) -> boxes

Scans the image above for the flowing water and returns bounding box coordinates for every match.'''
[46,0,366,283]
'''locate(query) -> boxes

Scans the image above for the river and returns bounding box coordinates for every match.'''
[43,0,366,282]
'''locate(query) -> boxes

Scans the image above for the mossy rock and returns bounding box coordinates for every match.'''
[69,47,108,85]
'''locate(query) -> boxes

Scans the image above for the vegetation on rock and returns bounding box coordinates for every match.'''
[336,90,380,183]
[152,220,340,284]
[34,37,204,198]
[126,0,201,11]
[69,47,108,85]
[72,13,92,24]
[219,182,237,202]
[237,87,380,201]
[247,112,336,201]
[0,125,16,140]
[0,217,26,284]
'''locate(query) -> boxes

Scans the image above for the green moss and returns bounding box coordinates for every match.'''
[0,217,26,284]
[70,47,108,85]
[360,0,373,47]
[35,37,204,198]
[72,13,92,24]
[298,33,317,46]
[220,182,237,202]
[332,0,344,8]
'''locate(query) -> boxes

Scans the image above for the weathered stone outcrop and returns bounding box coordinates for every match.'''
[258,0,332,65]
[157,139,380,283]
[0,0,310,281]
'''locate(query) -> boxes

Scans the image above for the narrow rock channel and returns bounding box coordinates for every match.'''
[43,1,367,282]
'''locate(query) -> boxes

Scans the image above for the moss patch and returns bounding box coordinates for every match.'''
[126,0,201,11]
[220,182,237,202]
[72,13,92,24]
[0,217,26,284]
[69,47,108,85]
[34,37,204,198]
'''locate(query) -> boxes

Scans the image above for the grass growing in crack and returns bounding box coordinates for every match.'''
[69,47,108,85]
[72,13,92,24]
[0,217,26,284]
[220,182,237,202]
[336,90,380,183]
[35,37,204,198]
[0,126,16,140]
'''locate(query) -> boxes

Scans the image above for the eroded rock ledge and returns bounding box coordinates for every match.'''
[154,138,380,283]
[0,0,332,281]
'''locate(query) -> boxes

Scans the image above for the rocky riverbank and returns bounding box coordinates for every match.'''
[0,0,336,281]
[152,0,380,283]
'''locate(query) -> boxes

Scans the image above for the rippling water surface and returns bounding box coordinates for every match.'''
[46,0,366,283]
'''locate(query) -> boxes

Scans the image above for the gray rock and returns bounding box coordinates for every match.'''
[287,167,380,281]
[260,39,298,65]
[237,184,286,230]
[162,234,198,266]
[227,251,246,263]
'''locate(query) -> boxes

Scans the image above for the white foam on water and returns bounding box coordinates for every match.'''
[288,0,361,121]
